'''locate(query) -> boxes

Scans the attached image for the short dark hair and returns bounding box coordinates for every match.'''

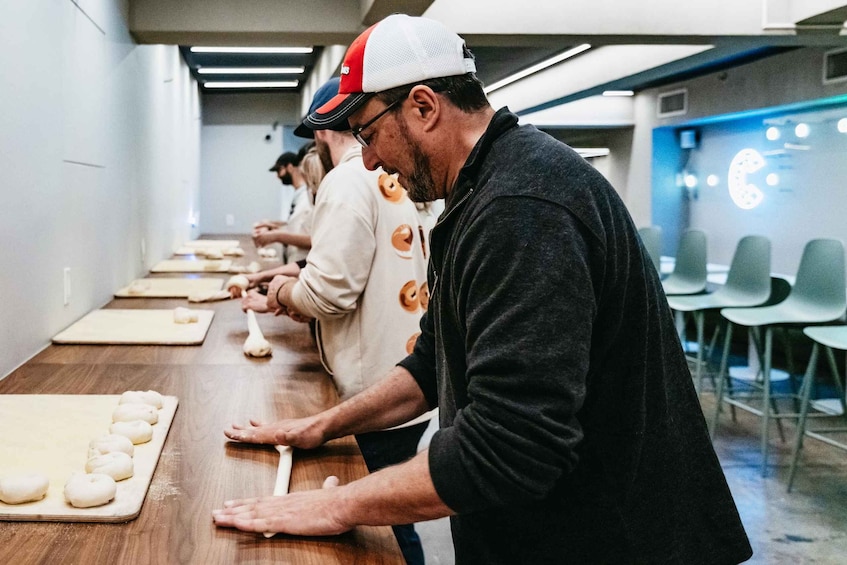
[269,151,300,172]
[375,49,488,113]
[296,141,315,162]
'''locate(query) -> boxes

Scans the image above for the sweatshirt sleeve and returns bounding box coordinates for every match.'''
[290,194,376,319]
[428,196,596,513]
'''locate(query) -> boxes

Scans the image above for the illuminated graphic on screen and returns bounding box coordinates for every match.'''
[727,148,765,210]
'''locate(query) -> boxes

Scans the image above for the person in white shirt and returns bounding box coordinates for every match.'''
[230,77,433,565]
[255,149,312,262]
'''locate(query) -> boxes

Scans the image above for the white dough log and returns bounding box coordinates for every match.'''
[222,247,245,256]
[89,434,135,457]
[64,472,117,508]
[247,261,261,274]
[0,472,50,504]
[85,452,134,481]
[257,247,277,258]
[263,445,293,538]
[188,290,231,303]
[173,307,199,324]
[110,420,154,445]
[204,249,224,260]
[243,309,272,358]
[112,403,159,425]
[119,390,163,409]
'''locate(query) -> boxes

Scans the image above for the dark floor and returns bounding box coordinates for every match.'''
[415,369,847,564]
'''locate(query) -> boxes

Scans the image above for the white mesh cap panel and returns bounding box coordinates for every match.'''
[361,15,472,92]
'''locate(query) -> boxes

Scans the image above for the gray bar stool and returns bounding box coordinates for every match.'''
[667,235,771,394]
[787,325,847,491]
[710,238,846,475]
[662,229,707,296]
[637,225,662,276]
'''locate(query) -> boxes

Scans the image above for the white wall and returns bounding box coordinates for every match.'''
[0,0,201,379]
[628,47,847,274]
[199,92,310,234]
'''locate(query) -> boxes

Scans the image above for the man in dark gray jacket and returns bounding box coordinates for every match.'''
[214,14,753,565]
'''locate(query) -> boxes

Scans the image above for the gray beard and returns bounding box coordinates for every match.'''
[396,115,439,203]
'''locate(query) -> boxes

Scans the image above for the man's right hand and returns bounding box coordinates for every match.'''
[224,415,327,450]
[241,289,271,313]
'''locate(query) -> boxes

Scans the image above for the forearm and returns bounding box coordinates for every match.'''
[338,449,454,526]
[251,262,302,285]
[259,230,311,248]
[319,365,431,440]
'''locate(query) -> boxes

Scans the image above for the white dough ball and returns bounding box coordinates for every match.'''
[112,403,158,425]
[225,275,249,297]
[64,473,116,508]
[204,249,224,260]
[0,472,50,504]
[85,452,134,482]
[88,434,134,457]
[173,307,199,324]
[127,280,152,295]
[110,420,153,445]
[119,390,164,410]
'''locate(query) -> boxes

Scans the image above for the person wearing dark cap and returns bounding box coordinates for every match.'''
[254,149,313,262]
[214,14,752,565]
[227,76,434,565]
[254,152,305,231]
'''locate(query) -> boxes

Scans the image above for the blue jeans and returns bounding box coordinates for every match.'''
[356,421,429,565]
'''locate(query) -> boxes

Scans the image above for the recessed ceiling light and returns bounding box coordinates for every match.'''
[483,44,591,94]
[197,67,305,75]
[204,81,299,89]
[190,46,313,54]
[602,90,634,96]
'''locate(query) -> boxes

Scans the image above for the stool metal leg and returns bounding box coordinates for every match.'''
[711,321,734,439]
[788,343,820,491]
[695,311,705,394]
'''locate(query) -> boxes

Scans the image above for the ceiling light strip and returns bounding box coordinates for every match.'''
[483,44,591,94]
[602,90,634,97]
[204,81,299,89]
[198,67,305,75]
[190,46,313,54]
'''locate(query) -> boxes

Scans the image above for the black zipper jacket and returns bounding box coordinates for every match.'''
[399,108,752,564]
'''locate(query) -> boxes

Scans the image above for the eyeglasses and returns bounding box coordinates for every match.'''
[351,96,404,147]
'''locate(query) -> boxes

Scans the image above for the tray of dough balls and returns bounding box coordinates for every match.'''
[0,391,177,522]
[52,308,215,345]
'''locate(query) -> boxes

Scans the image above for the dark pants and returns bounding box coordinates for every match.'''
[356,421,430,565]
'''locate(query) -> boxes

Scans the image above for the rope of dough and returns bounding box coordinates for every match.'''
[264,445,293,538]
[243,309,272,357]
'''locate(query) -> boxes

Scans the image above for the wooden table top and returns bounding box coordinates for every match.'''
[0,237,403,564]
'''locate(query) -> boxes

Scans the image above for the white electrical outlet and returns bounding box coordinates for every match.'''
[225,214,235,226]
[63,267,71,306]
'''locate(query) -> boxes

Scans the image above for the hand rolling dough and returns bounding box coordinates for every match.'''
[64,473,117,508]
[85,452,134,481]
[0,472,50,504]
[110,420,153,445]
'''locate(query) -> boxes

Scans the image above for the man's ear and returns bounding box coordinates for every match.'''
[407,85,440,132]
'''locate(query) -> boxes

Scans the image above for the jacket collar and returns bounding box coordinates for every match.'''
[445,107,519,210]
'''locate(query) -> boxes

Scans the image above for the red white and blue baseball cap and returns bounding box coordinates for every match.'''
[302,14,476,132]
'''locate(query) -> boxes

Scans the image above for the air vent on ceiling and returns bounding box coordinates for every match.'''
[657,88,688,118]
[823,47,847,85]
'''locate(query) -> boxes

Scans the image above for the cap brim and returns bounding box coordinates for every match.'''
[293,121,314,139]
[304,92,372,132]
